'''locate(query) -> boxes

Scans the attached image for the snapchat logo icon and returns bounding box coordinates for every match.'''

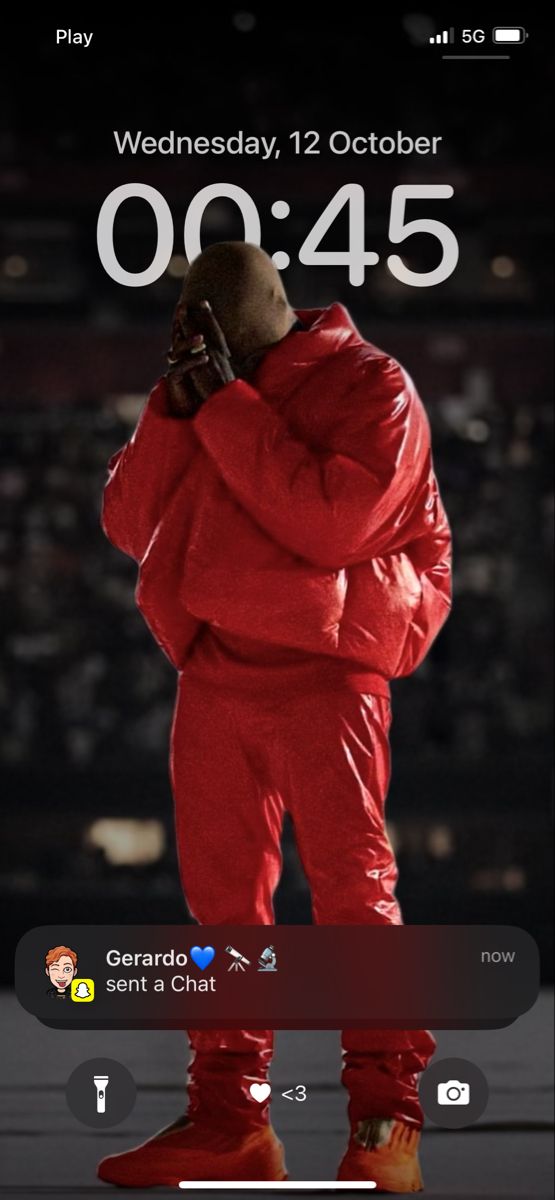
[71,978,95,1002]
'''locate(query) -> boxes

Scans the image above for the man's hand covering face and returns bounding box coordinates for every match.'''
[164,242,297,416]
[165,301,235,418]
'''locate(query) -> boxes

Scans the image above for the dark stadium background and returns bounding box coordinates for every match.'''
[0,13,552,984]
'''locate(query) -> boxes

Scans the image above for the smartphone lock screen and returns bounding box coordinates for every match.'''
[1,13,553,1200]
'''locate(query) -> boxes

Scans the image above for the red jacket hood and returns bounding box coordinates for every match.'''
[253,304,364,393]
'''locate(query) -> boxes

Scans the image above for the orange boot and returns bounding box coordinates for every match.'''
[337,1118,423,1193]
[97,1115,287,1187]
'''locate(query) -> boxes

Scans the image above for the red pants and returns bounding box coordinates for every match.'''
[170,673,435,1131]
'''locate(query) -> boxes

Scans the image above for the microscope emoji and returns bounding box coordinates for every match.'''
[258,945,278,972]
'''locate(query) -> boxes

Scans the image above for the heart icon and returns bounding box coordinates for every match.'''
[190,946,215,970]
[249,1083,271,1104]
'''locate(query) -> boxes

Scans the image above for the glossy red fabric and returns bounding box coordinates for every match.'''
[101,303,449,1131]
[170,671,435,1130]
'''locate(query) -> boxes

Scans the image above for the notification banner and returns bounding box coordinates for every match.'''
[16,925,539,1031]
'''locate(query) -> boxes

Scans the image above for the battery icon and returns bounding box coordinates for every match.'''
[492,27,528,43]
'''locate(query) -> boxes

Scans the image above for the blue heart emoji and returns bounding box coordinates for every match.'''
[190,945,216,970]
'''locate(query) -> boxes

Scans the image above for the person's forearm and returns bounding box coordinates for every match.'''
[102,379,197,562]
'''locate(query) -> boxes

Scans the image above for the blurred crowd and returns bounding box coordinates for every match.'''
[0,374,551,772]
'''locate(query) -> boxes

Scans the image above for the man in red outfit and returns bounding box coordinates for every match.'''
[98,242,451,1191]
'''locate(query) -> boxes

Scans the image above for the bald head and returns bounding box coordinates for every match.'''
[181,242,296,370]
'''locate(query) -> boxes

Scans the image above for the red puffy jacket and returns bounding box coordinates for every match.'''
[102,304,451,682]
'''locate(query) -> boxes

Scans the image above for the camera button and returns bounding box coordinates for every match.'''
[419,1057,489,1128]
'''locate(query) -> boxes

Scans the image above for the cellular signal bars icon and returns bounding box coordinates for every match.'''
[429,28,455,44]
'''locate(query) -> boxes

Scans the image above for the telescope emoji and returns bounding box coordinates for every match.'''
[225,946,251,972]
